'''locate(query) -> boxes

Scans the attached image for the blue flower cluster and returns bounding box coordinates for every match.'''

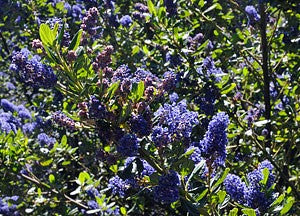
[197,112,229,166]
[52,111,76,131]
[10,48,57,88]
[85,187,120,214]
[153,170,180,204]
[152,100,199,146]
[117,134,139,157]
[119,15,132,27]
[0,196,19,215]
[81,7,99,37]
[108,176,133,197]
[88,95,108,119]
[245,105,264,127]
[224,160,275,214]
[133,3,148,21]
[129,114,152,137]
[197,57,223,82]
[37,133,56,148]
[194,84,219,116]
[0,99,33,134]
[245,5,260,26]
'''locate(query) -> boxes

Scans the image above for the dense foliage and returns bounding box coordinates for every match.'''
[0,0,299,215]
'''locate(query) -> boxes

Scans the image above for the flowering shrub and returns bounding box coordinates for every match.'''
[0,0,299,215]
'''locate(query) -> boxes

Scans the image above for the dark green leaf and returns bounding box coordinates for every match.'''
[57,23,65,46]
[68,29,83,51]
[106,81,120,100]
[212,168,230,191]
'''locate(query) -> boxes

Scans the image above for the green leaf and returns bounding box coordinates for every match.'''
[221,83,236,95]
[106,81,120,100]
[132,45,140,55]
[78,171,90,185]
[129,81,145,102]
[271,194,285,207]
[39,23,55,46]
[229,208,238,216]
[43,46,59,64]
[61,135,67,146]
[40,159,53,166]
[147,0,156,16]
[186,160,205,188]
[68,29,83,51]
[49,174,55,183]
[212,168,230,191]
[242,208,256,216]
[196,188,208,201]
[57,23,65,46]
[260,168,269,186]
[280,197,295,215]
[120,207,127,215]
[217,190,226,203]
[136,81,145,101]
[52,22,59,38]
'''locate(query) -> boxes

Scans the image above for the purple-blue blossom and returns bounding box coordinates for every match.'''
[153,170,180,204]
[1,99,17,113]
[129,115,151,137]
[245,5,260,26]
[199,112,229,166]
[154,100,199,143]
[224,174,246,203]
[10,50,57,88]
[117,134,139,157]
[108,176,131,197]
[119,15,132,27]
[151,126,171,147]
[37,133,56,147]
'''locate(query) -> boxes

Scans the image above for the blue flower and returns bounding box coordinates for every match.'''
[86,188,100,199]
[17,105,31,119]
[199,112,229,166]
[186,146,203,164]
[153,171,180,204]
[129,115,151,137]
[117,134,139,157]
[87,200,99,209]
[88,96,108,119]
[22,122,37,135]
[125,157,155,177]
[119,15,132,27]
[224,174,246,203]
[197,57,223,81]
[151,126,171,147]
[154,100,199,143]
[108,176,131,197]
[169,92,179,103]
[10,50,57,88]
[1,99,17,112]
[37,133,56,147]
[0,112,21,133]
[52,111,76,130]
[245,5,260,26]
